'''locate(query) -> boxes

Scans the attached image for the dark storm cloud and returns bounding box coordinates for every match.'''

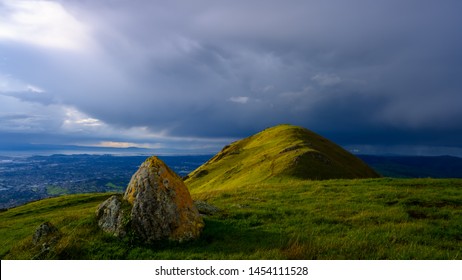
[1,0,462,153]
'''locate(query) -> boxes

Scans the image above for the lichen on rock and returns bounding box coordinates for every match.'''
[96,156,204,243]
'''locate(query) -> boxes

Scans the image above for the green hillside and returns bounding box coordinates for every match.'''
[185,124,379,192]
[1,125,461,259]
[1,178,461,259]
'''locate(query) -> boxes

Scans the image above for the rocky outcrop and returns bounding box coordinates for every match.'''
[33,222,60,245]
[125,157,204,242]
[95,195,127,237]
[194,200,221,216]
[32,221,61,259]
[96,156,204,243]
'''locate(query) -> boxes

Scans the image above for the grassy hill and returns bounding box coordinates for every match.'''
[1,124,461,259]
[185,124,379,192]
[1,178,461,259]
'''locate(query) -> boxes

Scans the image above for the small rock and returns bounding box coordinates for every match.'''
[194,200,221,216]
[95,195,127,237]
[32,222,60,245]
[31,222,61,259]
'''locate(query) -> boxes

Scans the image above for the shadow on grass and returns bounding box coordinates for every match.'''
[76,217,287,260]
[128,217,286,259]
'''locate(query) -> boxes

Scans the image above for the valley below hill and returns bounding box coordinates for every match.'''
[0,154,210,209]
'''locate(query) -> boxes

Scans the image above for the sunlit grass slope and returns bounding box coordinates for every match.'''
[185,124,379,192]
[1,125,460,259]
[1,178,461,259]
[0,193,114,259]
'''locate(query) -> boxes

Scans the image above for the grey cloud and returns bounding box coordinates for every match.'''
[0,91,55,105]
[1,0,462,153]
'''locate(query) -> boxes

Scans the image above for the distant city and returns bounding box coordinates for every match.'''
[1,153,461,209]
[0,154,210,209]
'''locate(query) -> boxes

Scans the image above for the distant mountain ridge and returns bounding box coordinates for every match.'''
[185,124,379,191]
[359,155,462,178]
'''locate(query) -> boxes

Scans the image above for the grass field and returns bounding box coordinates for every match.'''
[1,177,461,259]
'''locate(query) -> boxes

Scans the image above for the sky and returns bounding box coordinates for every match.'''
[1,0,462,156]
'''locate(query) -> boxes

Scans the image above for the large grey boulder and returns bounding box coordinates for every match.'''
[96,156,204,243]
